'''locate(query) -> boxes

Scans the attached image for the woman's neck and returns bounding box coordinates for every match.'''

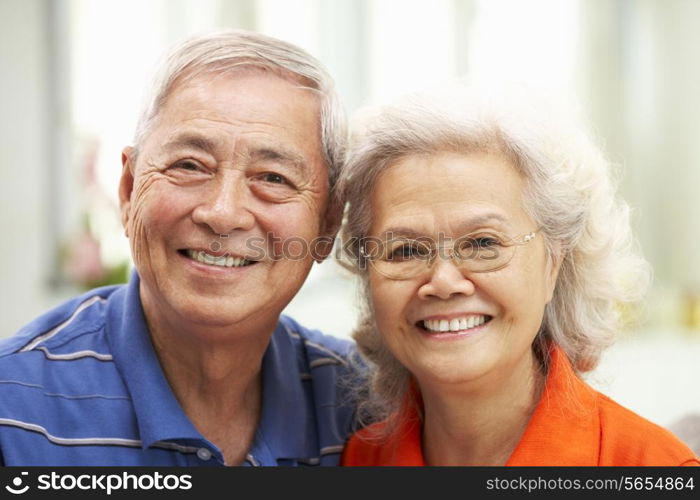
[421,350,545,466]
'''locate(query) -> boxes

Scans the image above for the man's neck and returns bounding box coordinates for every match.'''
[140,291,274,465]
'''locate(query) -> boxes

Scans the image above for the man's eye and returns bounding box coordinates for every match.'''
[261,173,288,185]
[172,160,203,172]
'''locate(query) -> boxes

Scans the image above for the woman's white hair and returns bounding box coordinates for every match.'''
[338,82,652,427]
[132,29,346,187]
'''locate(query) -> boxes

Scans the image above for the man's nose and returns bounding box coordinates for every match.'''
[191,171,255,234]
[417,255,475,300]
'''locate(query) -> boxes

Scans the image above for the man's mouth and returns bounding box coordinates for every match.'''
[180,249,256,268]
[418,315,492,333]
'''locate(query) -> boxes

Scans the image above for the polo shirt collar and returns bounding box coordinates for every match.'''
[107,272,313,463]
[250,320,312,463]
[106,272,204,450]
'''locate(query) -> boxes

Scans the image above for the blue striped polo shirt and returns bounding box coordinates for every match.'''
[0,273,361,466]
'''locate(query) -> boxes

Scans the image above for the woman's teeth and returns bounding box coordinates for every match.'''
[422,315,489,333]
[186,250,252,268]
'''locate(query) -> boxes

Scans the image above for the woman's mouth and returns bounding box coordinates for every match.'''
[416,315,492,337]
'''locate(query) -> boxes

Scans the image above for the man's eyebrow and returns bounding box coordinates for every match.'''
[250,147,305,166]
[163,136,307,169]
[163,133,219,155]
[248,147,309,177]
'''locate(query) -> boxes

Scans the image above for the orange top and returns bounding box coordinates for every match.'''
[342,347,700,466]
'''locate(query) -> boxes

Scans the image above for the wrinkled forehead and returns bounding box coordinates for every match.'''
[165,63,321,109]
[140,66,324,162]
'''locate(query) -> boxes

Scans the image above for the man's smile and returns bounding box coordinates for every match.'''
[179,249,257,268]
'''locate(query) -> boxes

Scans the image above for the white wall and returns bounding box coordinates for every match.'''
[0,0,71,336]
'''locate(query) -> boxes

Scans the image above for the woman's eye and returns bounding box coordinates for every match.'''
[456,234,503,259]
[474,237,500,248]
[459,233,503,248]
[389,243,429,261]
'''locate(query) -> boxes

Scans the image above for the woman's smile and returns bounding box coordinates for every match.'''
[414,314,493,340]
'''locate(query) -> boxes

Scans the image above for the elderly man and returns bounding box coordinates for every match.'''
[0,30,358,466]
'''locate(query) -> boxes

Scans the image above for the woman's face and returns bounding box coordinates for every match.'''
[366,151,560,390]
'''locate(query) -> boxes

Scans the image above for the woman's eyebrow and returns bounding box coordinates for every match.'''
[378,214,510,240]
[376,227,427,240]
[454,213,510,232]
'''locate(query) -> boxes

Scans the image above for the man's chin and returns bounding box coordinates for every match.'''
[175,298,257,327]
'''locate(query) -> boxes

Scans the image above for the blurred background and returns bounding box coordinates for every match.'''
[1,0,698,442]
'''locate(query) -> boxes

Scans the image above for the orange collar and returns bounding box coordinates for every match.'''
[506,347,599,465]
[379,347,600,466]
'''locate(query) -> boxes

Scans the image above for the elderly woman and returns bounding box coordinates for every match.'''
[338,84,699,466]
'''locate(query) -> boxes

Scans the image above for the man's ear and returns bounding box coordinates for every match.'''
[313,195,344,262]
[119,146,136,238]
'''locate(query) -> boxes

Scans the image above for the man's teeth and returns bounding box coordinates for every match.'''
[423,316,488,333]
[186,250,252,268]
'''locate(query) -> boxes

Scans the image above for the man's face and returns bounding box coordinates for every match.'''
[119,71,332,336]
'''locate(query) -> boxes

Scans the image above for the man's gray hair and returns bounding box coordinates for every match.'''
[133,29,346,187]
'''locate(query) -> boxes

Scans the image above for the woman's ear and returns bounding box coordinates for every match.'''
[544,242,564,304]
[119,146,136,238]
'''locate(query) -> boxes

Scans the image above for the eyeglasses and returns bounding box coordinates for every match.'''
[360,229,541,280]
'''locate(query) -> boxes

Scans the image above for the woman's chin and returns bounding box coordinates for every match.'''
[411,355,495,388]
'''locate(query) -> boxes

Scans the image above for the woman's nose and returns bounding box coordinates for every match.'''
[416,255,476,300]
